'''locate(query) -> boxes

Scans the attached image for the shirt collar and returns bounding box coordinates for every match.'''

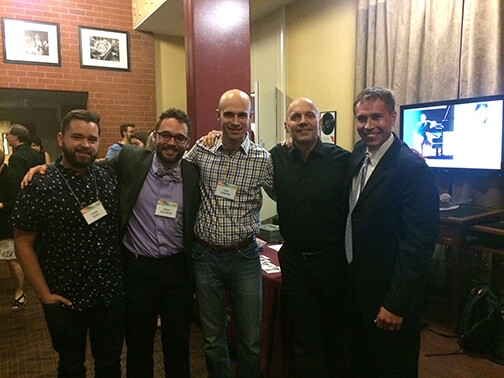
[216,133,251,155]
[287,137,325,160]
[54,155,95,178]
[14,143,28,152]
[366,133,394,167]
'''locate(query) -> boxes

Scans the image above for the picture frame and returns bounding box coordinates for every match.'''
[1,18,61,66]
[78,26,130,71]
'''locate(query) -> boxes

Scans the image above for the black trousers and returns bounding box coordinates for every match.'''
[123,248,194,378]
[278,245,349,377]
[346,297,421,378]
[42,300,124,378]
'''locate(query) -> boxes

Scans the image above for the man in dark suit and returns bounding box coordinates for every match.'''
[107,108,200,378]
[344,87,439,377]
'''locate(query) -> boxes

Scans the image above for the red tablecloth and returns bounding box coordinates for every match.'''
[259,245,291,377]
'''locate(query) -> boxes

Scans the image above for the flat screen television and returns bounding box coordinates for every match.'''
[399,94,504,171]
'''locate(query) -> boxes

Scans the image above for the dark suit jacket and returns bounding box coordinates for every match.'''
[107,145,200,273]
[344,135,439,325]
[8,144,45,184]
[0,164,19,239]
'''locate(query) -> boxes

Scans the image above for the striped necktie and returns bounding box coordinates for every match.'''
[345,153,370,264]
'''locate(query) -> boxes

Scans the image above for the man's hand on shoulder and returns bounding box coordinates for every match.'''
[198,130,221,147]
[281,137,293,148]
[21,164,48,189]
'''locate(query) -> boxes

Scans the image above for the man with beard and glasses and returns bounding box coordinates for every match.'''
[105,108,200,378]
[11,109,124,378]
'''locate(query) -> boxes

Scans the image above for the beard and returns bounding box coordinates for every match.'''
[156,144,185,165]
[61,144,97,170]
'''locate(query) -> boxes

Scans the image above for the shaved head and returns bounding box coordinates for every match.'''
[218,89,251,113]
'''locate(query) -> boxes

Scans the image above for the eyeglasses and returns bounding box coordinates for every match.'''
[156,131,189,144]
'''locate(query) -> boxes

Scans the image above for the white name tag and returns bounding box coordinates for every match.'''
[215,180,237,200]
[155,199,178,218]
[81,200,107,225]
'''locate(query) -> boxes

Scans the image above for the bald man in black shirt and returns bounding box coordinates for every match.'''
[269,98,350,377]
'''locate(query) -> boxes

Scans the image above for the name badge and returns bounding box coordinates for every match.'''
[215,180,237,200]
[81,200,107,225]
[155,199,178,218]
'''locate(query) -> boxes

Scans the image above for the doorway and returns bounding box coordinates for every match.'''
[0,88,88,161]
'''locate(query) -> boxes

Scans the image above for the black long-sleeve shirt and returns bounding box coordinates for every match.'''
[269,139,350,253]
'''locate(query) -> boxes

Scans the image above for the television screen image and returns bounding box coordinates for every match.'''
[400,95,504,170]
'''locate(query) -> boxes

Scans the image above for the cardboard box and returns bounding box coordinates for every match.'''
[259,224,282,243]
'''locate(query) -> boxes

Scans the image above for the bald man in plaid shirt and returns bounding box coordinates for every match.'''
[185,89,274,378]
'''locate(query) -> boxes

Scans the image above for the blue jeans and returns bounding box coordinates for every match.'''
[42,300,124,378]
[191,240,262,378]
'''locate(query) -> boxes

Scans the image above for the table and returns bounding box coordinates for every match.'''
[438,206,504,320]
[259,245,291,377]
[469,220,504,292]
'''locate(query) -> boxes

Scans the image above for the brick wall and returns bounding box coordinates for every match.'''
[0,0,156,157]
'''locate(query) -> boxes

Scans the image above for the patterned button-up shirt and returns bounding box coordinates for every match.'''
[11,157,123,311]
[185,135,274,245]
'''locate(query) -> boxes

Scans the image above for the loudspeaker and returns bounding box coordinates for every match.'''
[320,111,337,144]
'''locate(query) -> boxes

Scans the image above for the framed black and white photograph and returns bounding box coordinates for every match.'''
[78,26,130,71]
[1,18,61,66]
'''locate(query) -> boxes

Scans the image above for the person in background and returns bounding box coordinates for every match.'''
[6,124,44,183]
[105,123,136,159]
[30,136,51,163]
[186,89,274,377]
[12,109,124,377]
[344,87,439,376]
[145,131,156,151]
[269,97,351,376]
[129,131,149,148]
[107,109,200,378]
[0,149,26,311]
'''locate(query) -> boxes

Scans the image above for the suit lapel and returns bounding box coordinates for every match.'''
[348,141,367,179]
[181,160,198,239]
[131,151,154,201]
[357,136,401,204]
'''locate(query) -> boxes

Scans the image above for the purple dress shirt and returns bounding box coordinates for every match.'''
[122,155,184,257]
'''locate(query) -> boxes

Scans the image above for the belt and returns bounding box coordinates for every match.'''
[123,246,183,260]
[285,245,332,261]
[194,235,255,253]
[300,250,327,261]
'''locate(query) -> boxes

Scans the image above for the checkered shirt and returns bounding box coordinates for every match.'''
[185,135,274,245]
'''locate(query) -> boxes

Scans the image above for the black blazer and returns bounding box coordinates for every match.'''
[108,145,200,255]
[344,135,439,324]
[8,144,45,184]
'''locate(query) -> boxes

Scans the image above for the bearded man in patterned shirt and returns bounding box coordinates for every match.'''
[12,109,124,378]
